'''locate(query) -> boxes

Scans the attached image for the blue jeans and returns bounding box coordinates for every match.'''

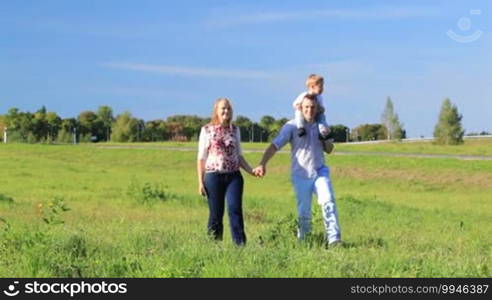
[204,171,246,245]
[292,165,341,243]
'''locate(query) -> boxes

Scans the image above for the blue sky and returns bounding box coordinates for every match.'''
[1,0,490,137]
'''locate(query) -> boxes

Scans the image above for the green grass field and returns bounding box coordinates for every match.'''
[95,138,492,156]
[335,138,492,157]
[0,141,491,277]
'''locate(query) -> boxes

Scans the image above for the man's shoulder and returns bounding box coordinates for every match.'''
[281,120,297,130]
[273,120,295,142]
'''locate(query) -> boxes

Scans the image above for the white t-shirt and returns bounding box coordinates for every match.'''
[272,119,326,179]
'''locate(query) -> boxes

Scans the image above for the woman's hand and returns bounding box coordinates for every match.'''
[197,159,206,196]
[249,169,259,177]
[252,165,266,177]
[199,182,207,196]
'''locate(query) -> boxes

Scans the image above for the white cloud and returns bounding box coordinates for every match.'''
[101,59,371,97]
[101,62,278,79]
[207,6,441,27]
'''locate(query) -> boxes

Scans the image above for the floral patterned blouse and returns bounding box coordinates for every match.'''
[197,124,242,173]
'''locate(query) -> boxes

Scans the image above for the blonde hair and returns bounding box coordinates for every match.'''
[210,98,234,126]
[305,74,324,87]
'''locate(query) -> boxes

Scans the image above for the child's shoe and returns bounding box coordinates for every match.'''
[297,127,306,137]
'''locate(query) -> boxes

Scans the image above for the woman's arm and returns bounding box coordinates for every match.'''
[235,127,254,176]
[197,126,208,196]
[239,155,254,176]
[197,159,206,196]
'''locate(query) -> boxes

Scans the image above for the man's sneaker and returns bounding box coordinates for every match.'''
[326,240,343,249]
[297,127,306,137]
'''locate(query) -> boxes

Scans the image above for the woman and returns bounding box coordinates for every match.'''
[197,98,255,246]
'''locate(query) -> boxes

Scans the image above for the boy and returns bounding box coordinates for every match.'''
[293,74,330,139]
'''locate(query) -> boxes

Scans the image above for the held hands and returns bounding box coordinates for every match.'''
[252,165,266,178]
[199,167,264,196]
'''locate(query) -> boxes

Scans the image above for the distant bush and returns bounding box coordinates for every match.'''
[0,194,14,203]
[127,181,177,204]
[40,196,70,225]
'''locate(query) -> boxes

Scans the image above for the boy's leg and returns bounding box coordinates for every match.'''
[316,112,330,139]
[225,172,246,246]
[292,175,314,240]
[313,166,341,244]
[204,172,225,241]
[295,110,306,137]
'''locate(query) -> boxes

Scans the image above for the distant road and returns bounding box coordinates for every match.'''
[95,145,492,161]
[336,135,492,145]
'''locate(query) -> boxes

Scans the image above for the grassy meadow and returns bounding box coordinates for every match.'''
[0,141,491,277]
[96,138,492,156]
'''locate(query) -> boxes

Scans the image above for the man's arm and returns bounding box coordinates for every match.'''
[254,121,291,177]
[322,139,334,154]
[253,143,278,177]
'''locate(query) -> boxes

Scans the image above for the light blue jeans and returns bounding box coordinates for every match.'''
[292,165,341,243]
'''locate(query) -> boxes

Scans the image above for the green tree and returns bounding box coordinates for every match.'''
[78,111,104,142]
[235,115,253,142]
[250,123,263,142]
[381,97,404,140]
[57,118,78,143]
[260,115,275,129]
[433,98,464,145]
[265,117,289,141]
[276,117,289,127]
[46,112,62,142]
[135,119,145,142]
[143,119,168,142]
[0,115,6,142]
[111,112,139,142]
[329,124,350,142]
[5,108,33,142]
[97,106,114,141]
[260,115,276,141]
[351,124,387,141]
[166,115,205,141]
[166,121,186,141]
[31,106,49,142]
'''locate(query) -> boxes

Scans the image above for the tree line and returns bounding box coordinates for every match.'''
[0,97,476,145]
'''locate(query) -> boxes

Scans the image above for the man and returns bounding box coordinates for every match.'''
[253,96,341,246]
